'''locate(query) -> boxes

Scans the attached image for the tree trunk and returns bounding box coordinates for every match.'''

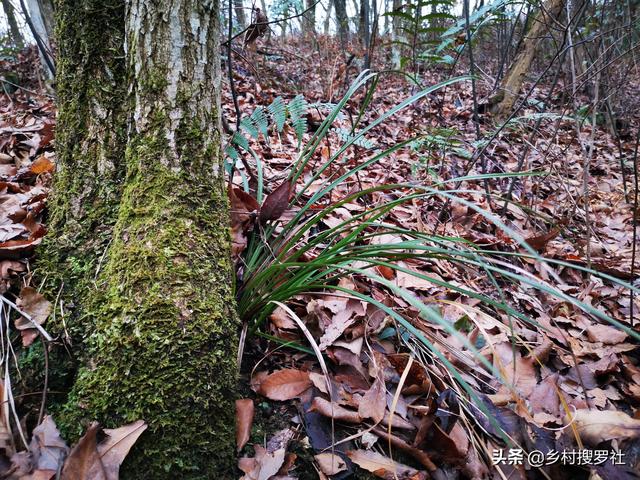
[335,0,349,47]
[43,0,127,320]
[37,0,54,40]
[1,0,25,48]
[358,0,370,48]
[391,0,402,68]
[48,0,238,477]
[23,0,54,77]
[303,0,316,35]
[490,0,565,117]
[234,0,245,29]
[324,0,333,35]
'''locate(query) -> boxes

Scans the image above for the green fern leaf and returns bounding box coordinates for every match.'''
[287,94,308,141]
[267,96,287,132]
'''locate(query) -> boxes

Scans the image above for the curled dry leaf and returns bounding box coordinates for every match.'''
[29,415,69,472]
[236,399,255,451]
[308,372,329,394]
[255,369,311,401]
[239,445,286,480]
[229,187,259,258]
[0,226,46,260]
[358,377,387,423]
[315,453,347,476]
[61,420,147,480]
[29,156,55,175]
[239,428,294,480]
[259,179,292,223]
[15,287,51,328]
[565,409,640,446]
[347,449,427,480]
[15,286,51,346]
[309,397,361,423]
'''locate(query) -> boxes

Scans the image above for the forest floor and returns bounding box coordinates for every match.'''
[0,38,639,480]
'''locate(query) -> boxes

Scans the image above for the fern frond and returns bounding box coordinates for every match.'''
[334,127,376,149]
[268,96,287,131]
[251,106,269,137]
[287,94,308,141]
[239,117,259,139]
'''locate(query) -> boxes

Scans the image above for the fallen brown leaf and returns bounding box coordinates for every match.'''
[314,453,347,476]
[61,420,147,480]
[255,369,311,401]
[236,399,255,451]
[347,449,427,480]
[565,409,640,446]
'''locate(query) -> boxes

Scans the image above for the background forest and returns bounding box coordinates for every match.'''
[0,0,639,479]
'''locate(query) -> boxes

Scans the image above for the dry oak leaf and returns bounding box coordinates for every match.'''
[347,449,427,480]
[586,324,628,345]
[565,409,640,446]
[61,420,147,480]
[236,399,255,452]
[314,453,347,476]
[29,415,69,472]
[15,286,51,346]
[29,156,55,175]
[255,369,311,401]
[358,377,387,424]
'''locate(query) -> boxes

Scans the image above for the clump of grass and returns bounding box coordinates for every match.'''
[234,71,640,463]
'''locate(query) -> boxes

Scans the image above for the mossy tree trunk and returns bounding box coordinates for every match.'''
[489,0,564,117]
[47,0,239,478]
[45,0,128,335]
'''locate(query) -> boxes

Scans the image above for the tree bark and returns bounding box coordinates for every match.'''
[490,0,565,117]
[234,0,245,29]
[37,0,54,40]
[324,0,333,35]
[48,0,238,477]
[43,0,127,318]
[302,0,316,36]
[1,0,25,48]
[22,0,54,77]
[358,0,370,48]
[334,0,349,47]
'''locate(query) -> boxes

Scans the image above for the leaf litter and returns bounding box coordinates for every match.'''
[226,35,640,480]
[0,32,639,480]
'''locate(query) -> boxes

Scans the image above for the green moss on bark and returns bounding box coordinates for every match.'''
[44,2,239,477]
[42,0,127,340]
[57,112,238,478]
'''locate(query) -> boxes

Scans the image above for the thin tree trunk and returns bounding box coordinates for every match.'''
[383,0,389,34]
[303,0,316,35]
[358,0,370,48]
[21,0,54,77]
[37,0,53,40]
[335,0,349,47]
[490,0,565,117]
[50,0,238,477]
[234,0,245,29]
[391,0,402,68]
[324,0,333,35]
[1,0,24,48]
